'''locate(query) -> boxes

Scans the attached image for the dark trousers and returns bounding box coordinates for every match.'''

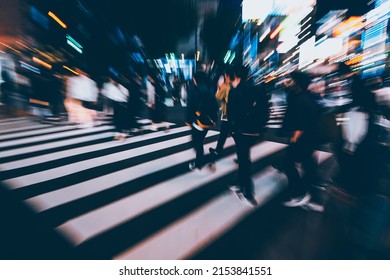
[216,120,230,153]
[232,133,258,197]
[283,140,318,198]
[113,102,129,132]
[191,128,208,169]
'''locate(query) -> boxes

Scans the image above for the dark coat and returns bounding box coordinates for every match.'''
[186,81,218,127]
[227,81,269,135]
[282,89,320,141]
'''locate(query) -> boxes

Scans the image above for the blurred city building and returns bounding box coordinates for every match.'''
[237,0,389,85]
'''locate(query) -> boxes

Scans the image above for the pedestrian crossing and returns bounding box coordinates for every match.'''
[266,105,286,129]
[0,115,333,259]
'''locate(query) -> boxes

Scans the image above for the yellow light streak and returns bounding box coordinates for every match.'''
[48,11,67,29]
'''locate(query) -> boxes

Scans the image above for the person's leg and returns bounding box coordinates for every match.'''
[191,128,208,169]
[282,143,305,197]
[233,134,255,196]
[240,135,257,198]
[300,142,318,193]
[215,120,230,154]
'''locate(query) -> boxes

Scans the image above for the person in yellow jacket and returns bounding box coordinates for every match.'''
[209,68,234,158]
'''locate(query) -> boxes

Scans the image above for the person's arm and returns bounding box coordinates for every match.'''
[215,84,228,101]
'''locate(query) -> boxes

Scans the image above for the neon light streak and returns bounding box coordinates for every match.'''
[48,11,67,28]
[270,25,283,39]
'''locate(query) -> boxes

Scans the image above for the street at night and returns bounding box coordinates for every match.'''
[0,0,389,271]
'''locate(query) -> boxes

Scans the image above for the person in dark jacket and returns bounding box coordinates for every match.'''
[281,71,321,208]
[186,71,219,172]
[227,65,269,206]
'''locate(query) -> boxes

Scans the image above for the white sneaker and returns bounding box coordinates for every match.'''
[189,162,196,171]
[302,202,324,212]
[232,189,245,201]
[283,193,311,207]
[229,185,240,192]
[242,195,257,207]
[150,124,158,131]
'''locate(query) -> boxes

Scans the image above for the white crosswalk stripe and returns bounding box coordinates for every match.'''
[1,126,190,171]
[265,105,287,129]
[56,141,287,246]
[0,115,333,259]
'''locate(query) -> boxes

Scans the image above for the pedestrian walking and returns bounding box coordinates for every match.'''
[280,71,322,208]
[186,71,219,172]
[209,67,234,159]
[227,65,270,206]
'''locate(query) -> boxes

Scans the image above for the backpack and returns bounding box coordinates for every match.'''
[187,83,218,129]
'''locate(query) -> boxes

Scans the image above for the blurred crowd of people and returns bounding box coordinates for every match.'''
[0,61,191,138]
[1,58,389,257]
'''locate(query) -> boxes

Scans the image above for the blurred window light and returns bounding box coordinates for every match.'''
[242,0,273,23]
[131,53,144,63]
[273,0,316,15]
[361,54,388,65]
[333,16,364,37]
[299,36,315,69]
[31,6,49,30]
[362,20,387,48]
[147,60,153,68]
[16,41,36,52]
[164,64,172,73]
[67,40,82,54]
[32,57,52,69]
[116,27,126,45]
[314,38,343,59]
[0,42,21,54]
[270,25,283,39]
[108,66,119,77]
[63,65,79,75]
[283,54,295,64]
[66,35,83,49]
[315,35,328,46]
[297,24,312,37]
[362,64,386,78]
[66,35,83,54]
[169,60,178,69]
[366,0,390,24]
[20,61,40,74]
[299,31,312,41]
[316,10,347,36]
[259,27,271,42]
[48,11,67,29]
[179,60,187,68]
[29,99,49,106]
[263,50,275,61]
[157,59,164,68]
[228,52,236,64]
[301,17,312,27]
[224,50,231,63]
[243,45,251,56]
